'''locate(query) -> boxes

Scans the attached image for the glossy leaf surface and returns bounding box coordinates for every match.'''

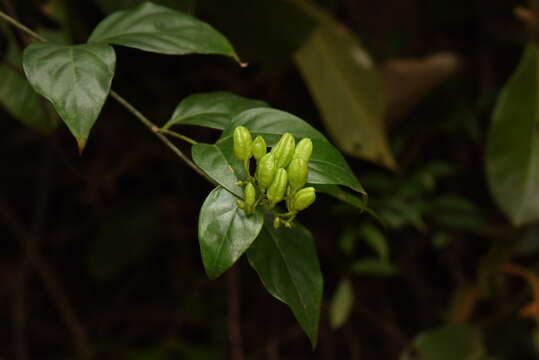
[221,108,365,194]
[293,0,395,169]
[248,221,322,347]
[198,186,263,279]
[191,143,246,197]
[486,43,539,226]
[23,43,115,150]
[165,91,267,130]
[88,2,237,59]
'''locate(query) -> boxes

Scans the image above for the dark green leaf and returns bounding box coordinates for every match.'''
[329,277,354,329]
[486,43,539,226]
[293,0,395,169]
[248,221,323,347]
[222,108,365,194]
[400,325,489,360]
[350,258,397,277]
[191,143,246,197]
[23,43,116,150]
[314,184,367,209]
[198,186,263,279]
[164,91,267,130]
[359,223,389,261]
[0,39,57,134]
[88,2,237,60]
[93,0,196,14]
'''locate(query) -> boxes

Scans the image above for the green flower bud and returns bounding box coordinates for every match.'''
[273,217,281,229]
[233,126,253,161]
[271,133,295,168]
[244,182,256,214]
[294,138,313,162]
[251,136,267,161]
[287,158,308,193]
[291,187,316,212]
[267,168,288,208]
[256,153,276,191]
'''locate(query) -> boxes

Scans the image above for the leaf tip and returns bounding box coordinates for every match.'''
[76,137,88,154]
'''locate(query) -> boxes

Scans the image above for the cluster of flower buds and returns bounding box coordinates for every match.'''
[233,126,316,228]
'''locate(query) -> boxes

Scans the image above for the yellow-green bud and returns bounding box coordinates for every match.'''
[271,133,295,168]
[252,136,267,161]
[267,168,288,208]
[287,158,308,193]
[294,138,313,162]
[244,182,256,214]
[273,217,281,229]
[291,187,316,212]
[256,153,276,191]
[233,126,252,161]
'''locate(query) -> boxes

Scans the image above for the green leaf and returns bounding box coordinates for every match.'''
[359,223,389,261]
[400,325,489,360]
[350,258,397,277]
[329,278,354,329]
[22,43,116,150]
[314,184,367,209]
[486,43,539,226]
[293,0,395,169]
[93,0,196,14]
[247,221,323,348]
[164,91,268,130]
[198,186,263,279]
[88,2,237,60]
[222,108,365,194]
[191,143,246,197]
[0,39,57,134]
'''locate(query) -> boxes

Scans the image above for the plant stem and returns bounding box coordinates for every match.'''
[0,9,216,187]
[158,128,198,145]
[110,91,216,185]
[0,10,46,42]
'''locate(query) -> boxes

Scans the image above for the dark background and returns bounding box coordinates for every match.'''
[0,0,536,359]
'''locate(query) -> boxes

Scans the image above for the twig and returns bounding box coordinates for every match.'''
[0,9,216,188]
[0,199,92,360]
[227,266,244,360]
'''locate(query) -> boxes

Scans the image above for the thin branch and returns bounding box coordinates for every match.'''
[158,128,198,146]
[0,9,216,188]
[110,91,216,185]
[0,9,46,42]
[0,199,92,360]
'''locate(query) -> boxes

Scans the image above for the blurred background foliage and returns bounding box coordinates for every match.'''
[1,0,539,359]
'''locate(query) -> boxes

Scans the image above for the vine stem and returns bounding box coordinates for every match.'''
[0,9,216,186]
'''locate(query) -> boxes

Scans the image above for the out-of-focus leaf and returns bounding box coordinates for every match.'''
[486,43,539,226]
[329,277,354,329]
[199,0,315,61]
[86,202,157,281]
[293,0,395,169]
[164,91,267,130]
[400,325,489,360]
[0,39,57,134]
[516,224,539,255]
[359,223,388,261]
[338,226,358,255]
[88,2,237,60]
[198,186,263,279]
[350,258,397,277]
[248,221,323,348]
[23,43,115,151]
[93,0,196,14]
